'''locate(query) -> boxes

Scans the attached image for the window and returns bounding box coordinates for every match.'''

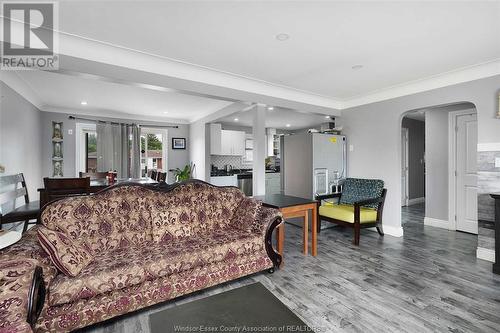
[140,128,168,177]
[85,131,97,172]
[75,123,97,176]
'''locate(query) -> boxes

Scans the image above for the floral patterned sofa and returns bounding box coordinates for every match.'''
[0,180,282,333]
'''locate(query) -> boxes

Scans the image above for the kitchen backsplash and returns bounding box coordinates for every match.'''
[211,155,251,169]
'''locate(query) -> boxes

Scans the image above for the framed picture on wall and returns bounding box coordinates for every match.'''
[172,138,186,150]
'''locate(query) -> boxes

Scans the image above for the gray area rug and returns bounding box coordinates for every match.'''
[150,282,309,333]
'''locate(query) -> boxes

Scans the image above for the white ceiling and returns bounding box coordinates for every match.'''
[218,107,331,130]
[15,70,232,122]
[57,1,500,99]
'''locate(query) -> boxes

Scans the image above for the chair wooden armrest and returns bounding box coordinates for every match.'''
[315,193,341,201]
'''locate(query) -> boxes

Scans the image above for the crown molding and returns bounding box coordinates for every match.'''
[41,106,190,125]
[0,71,44,110]
[341,59,500,109]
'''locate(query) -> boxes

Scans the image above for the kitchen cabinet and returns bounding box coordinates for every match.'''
[265,172,281,195]
[210,123,245,156]
[210,175,238,187]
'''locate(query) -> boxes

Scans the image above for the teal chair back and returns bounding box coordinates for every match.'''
[339,178,384,208]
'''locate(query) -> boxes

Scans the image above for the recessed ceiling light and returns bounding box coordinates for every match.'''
[80,101,87,105]
[325,115,331,119]
[275,33,290,41]
[351,64,363,70]
[234,118,239,122]
[163,111,169,114]
[267,106,274,111]
[285,124,291,128]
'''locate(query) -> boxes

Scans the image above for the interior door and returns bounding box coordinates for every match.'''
[401,128,409,206]
[455,113,478,234]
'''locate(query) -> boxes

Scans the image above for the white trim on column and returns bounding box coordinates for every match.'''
[476,247,495,263]
[424,217,451,230]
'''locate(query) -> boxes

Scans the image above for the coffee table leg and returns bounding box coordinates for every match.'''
[311,206,317,256]
[303,211,308,255]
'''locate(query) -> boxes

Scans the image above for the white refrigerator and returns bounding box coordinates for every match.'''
[281,132,347,199]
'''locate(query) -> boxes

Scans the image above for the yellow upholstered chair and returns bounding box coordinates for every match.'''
[316,178,387,246]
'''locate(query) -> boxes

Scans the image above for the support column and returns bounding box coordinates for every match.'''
[252,104,266,196]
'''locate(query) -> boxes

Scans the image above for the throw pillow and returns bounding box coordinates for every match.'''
[37,227,93,277]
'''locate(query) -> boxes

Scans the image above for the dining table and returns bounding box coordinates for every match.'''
[38,177,158,207]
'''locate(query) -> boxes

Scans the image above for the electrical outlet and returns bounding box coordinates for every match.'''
[495,157,500,168]
[349,144,354,152]
[68,129,73,135]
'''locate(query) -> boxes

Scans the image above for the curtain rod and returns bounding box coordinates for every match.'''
[68,116,179,129]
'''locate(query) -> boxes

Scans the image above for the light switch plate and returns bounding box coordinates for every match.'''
[349,144,354,152]
[68,129,73,135]
[495,157,500,168]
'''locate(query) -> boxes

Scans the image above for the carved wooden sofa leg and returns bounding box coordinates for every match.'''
[265,216,283,272]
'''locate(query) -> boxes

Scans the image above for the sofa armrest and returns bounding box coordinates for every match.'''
[0,259,45,333]
[261,206,283,269]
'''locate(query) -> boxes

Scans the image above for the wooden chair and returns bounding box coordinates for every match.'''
[0,173,40,232]
[157,172,167,183]
[43,177,91,205]
[79,171,107,180]
[316,178,387,246]
[149,170,158,181]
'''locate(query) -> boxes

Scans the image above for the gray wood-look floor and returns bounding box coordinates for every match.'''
[84,204,500,333]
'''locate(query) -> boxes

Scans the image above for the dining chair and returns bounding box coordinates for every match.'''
[0,173,40,233]
[43,177,91,205]
[79,171,108,180]
[157,172,167,183]
[150,170,158,181]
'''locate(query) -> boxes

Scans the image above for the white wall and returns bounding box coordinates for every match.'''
[425,110,449,221]
[0,82,43,200]
[342,75,500,237]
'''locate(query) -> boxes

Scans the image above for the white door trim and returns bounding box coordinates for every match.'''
[448,109,476,231]
[75,122,97,177]
[401,128,409,207]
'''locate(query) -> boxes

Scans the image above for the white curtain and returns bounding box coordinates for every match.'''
[96,122,141,178]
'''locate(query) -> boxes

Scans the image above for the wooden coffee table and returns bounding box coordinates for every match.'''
[254,194,318,261]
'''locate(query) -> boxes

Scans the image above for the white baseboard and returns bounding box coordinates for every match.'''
[408,197,425,206]
[476,247,495,263]
[367,225,404,237]
[424,217,450,230]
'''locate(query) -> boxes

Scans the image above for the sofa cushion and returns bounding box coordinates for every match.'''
[339,178,384,209]
[48,229,266,306]
[40,185,155,255]
[150,182,245,242]
[37,226,93,277]
[319,203,378,223]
